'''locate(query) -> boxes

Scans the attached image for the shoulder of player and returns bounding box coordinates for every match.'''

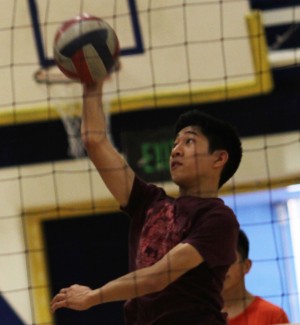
[253,296,286,312]
[174,195,233,213]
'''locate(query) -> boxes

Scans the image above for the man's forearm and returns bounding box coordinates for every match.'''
[95,266,167,305]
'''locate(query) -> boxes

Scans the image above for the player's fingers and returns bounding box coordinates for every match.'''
[51,298,68,312]
[51,293,67,310]
[51,293,67,305]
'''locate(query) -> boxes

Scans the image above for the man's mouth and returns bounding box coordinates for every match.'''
[171,161,182,169]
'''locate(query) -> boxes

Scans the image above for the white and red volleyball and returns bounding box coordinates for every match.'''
[53,13,120,84]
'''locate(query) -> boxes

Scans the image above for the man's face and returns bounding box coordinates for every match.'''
[169,126,215,187]
[222,251,251,294]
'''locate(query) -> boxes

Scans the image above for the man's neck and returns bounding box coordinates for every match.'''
[223,289,255,319]
[179,183,219,198]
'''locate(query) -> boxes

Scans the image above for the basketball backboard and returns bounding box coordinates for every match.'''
[0,0,272,125]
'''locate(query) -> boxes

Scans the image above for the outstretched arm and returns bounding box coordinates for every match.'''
[81,81,135,207]
[51,242,204,312]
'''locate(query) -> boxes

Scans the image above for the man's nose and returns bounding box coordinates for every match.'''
[171,144,183,157]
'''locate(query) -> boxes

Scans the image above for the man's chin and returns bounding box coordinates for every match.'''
[171,175,186,187]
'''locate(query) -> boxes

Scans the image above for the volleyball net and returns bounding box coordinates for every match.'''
[0,0,300,324]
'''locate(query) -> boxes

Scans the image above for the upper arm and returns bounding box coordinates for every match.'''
[81,82,135,207]
[87,139,135,207]
[183,209,239,267]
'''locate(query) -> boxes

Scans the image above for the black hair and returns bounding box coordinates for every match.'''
[175,109,242,188]
[237,229,249,260]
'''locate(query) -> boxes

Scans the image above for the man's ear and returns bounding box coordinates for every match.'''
[243,258,252,275]
[213,150,228,168]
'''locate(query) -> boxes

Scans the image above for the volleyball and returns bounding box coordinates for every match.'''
[53,13,120,84]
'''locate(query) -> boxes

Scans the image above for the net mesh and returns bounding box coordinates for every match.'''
[0,0,300,324]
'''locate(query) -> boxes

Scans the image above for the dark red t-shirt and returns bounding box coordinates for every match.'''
[121,176,239,324]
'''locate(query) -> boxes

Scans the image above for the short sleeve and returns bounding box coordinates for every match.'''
[121,176,166,220]
[183,207,239,267]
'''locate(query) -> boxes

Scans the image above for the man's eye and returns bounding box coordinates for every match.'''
[186,138,194,144]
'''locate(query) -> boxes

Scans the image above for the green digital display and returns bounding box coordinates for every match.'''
[122,127,174,182]
[141,140,173,174]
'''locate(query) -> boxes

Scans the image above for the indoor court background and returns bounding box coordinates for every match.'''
[0,0,300,324]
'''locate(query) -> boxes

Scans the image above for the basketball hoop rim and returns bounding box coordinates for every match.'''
[33,66,79,85]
